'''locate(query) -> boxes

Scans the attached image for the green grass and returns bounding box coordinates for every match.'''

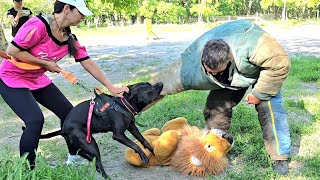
[0,152,99,180]
[289,55,320,82]
[0,53,320,179]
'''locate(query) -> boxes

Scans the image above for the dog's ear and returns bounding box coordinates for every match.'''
[123,91,132,99]
[127,84,134,90]
[123,84,135,100]
[125,82,149,100]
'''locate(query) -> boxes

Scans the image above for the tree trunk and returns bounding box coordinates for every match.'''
[247,0,253,15]
[198,1,203,24]
[282,0,287,24]
[0,25,8,52]
[0,25,7,64]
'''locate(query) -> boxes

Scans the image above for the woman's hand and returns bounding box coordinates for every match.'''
[108,86,129,98]
[43,61,61,73]
[245,92,261,105]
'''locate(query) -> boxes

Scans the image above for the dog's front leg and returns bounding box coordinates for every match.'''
[127,122,154,154]
[112,132,149,164]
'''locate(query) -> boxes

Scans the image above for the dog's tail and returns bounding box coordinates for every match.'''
[22,126,63,139]
[40,130,63,139]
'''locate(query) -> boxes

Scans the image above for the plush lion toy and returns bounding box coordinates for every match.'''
[124,117,234,177]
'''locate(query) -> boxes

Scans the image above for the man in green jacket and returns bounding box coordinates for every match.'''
[151,20,291,175]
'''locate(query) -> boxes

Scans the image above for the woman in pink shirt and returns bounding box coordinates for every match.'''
[0,0,128,169]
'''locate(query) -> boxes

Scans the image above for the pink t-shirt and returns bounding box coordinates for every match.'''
[0,15,89,90]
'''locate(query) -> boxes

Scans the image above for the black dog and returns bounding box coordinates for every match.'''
[40,82,163,178]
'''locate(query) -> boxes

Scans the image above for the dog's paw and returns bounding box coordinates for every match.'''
[145,146,154,155]
[140,153,150,164]
[150,149,155,156]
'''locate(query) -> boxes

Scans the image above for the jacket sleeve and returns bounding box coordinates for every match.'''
[249,33,290,100]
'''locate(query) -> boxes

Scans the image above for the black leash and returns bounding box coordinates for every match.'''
[75,80,93,93]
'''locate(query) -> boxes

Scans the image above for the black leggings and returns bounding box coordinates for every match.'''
[0,79,77,167]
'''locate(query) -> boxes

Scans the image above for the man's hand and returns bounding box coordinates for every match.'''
[245,92,261,105]
[16,10,24,19]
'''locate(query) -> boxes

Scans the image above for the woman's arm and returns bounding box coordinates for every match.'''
[80,59,129,97]
[7,44,60,72]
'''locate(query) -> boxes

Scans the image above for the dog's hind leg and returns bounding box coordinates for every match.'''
[127,122,154,154]
[69,133,109,179]
[112,131,149,164]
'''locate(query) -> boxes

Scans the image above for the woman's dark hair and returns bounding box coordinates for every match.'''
[53,1,78,57]
[201,39,232,70]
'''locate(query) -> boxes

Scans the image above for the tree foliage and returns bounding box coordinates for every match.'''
[139,0,158,19]
[0,0,319,26]
[156,1,187,23]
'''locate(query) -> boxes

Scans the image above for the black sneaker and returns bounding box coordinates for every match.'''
[273,160,289,175]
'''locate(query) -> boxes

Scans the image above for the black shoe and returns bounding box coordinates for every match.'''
[273,160,289,175]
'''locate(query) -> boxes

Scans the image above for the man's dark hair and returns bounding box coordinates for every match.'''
[14,0,23,2]
[201,39,232,69]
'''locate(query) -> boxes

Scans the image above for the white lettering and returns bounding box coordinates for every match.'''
[37,52,59,62]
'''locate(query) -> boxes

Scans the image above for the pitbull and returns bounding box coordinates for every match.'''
[40,82,163,178]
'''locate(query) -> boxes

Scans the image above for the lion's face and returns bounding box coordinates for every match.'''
[202,132,233,158]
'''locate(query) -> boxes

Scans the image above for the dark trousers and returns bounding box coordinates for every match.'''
[0,79,77,167]
[204,88,290,160]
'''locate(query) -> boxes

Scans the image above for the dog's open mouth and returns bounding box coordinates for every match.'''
[222,133,234,145]
[155,82,164,95]
[136,82,164,112]
[151,82,164,102]
[210,129,234,145]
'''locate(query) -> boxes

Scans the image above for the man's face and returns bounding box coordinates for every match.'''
[203,63,229,76]
[13,0,22,8]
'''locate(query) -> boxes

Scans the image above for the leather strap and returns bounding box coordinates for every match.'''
[0,50,41,70]
[86,99,95,143]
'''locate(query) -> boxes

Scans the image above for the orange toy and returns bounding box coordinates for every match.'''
[124,117,234,177]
